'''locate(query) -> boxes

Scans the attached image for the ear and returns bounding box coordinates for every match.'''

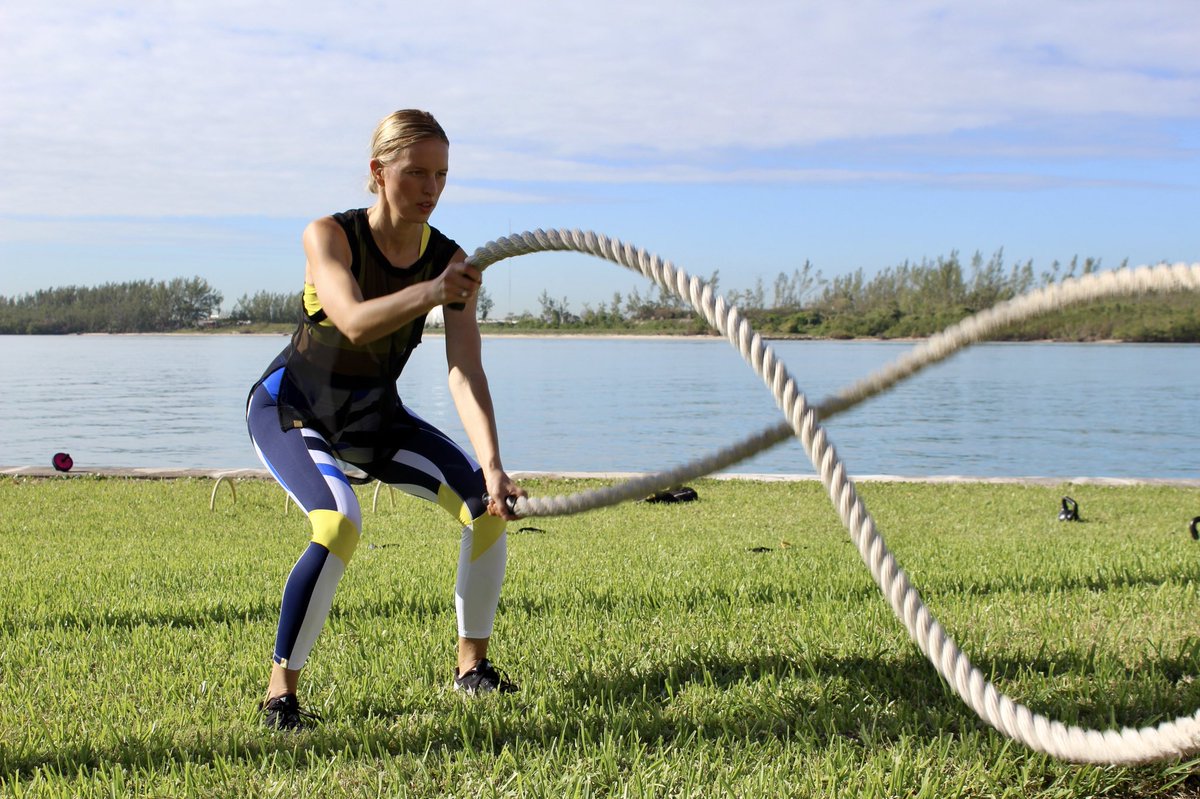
[369,158,384,186]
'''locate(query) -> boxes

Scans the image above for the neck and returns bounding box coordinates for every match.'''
[366,203,425,266]
[368,203,424,247]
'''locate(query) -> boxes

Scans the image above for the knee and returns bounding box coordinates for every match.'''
[308,509,360,565]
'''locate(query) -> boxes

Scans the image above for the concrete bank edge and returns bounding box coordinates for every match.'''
[2,465,1197,487]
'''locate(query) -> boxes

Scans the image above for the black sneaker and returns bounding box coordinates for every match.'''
[260,693,321,730]
[453,659,519,695]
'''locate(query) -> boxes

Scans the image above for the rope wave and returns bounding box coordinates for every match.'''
[469,229,1200,764]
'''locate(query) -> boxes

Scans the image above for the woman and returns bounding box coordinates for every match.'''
[246,109,524,730]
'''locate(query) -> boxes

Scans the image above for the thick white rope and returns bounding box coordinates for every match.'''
[469,229,1200,764]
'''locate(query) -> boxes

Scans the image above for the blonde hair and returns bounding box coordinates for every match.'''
[366,109,449,194]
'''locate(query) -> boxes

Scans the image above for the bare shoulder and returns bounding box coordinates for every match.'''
[303,216,351,263]
[304,215,344,244]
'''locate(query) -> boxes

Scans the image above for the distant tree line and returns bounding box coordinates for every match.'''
[2,250,1196,341]
[504,250,1199,342]
[0,277,223,334]
[226,287,496,325]
[227,290,302,324]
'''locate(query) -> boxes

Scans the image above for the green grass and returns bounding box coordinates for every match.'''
[1,475,1199,798]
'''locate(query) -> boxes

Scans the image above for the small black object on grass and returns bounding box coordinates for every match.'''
[643,486,699,504]
[1189,516,1199,541]
[1058,496,1080,522]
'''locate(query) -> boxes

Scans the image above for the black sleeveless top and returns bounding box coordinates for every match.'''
[263,208,460,462]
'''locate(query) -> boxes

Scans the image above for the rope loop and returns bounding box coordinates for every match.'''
[468,231,1200,763]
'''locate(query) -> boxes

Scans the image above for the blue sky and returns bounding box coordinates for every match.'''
[1,1,1198,319]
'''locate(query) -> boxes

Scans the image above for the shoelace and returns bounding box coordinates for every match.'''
[261,695,323,727]
[458,660,518,693]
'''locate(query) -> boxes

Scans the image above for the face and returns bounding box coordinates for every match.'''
[374,137,449,222]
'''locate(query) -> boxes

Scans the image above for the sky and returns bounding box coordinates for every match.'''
[1,1,1198,320]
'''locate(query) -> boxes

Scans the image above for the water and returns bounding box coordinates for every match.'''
[2,334,1198,479]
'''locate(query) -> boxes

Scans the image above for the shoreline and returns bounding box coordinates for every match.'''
[54,330,1152,345]
[3,465,1197,487]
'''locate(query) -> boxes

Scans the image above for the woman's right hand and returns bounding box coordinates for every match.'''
[436,261,483,308]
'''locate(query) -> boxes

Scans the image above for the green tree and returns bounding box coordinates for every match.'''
[477,285,494,321]
[537,290,575,327]
[164,277,223,326]
[232,290,300,323]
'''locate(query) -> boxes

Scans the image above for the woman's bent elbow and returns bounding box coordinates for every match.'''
[336,322,380,347]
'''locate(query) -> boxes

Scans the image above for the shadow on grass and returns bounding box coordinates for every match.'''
[558,646,1200,732]
[4,647,1199,782]
[10,559,1194,638]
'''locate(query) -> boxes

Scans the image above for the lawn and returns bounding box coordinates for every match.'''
[0,475,1198,797]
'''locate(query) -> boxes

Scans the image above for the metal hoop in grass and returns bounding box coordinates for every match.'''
[210,472,296,514]
[209,473,237,511]
[467,228,1200,764]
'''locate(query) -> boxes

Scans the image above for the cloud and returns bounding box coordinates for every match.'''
[1,0,1198,217]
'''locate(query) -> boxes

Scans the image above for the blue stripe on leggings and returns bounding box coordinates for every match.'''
[317,462,351,486]
[262,368,285,400]
[274,542,328,665]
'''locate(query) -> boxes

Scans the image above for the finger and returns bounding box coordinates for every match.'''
[488,504,517,521]
[487,495,519,520]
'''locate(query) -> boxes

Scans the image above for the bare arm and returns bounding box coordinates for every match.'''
[305,218,482,345]
[443,257,524,519]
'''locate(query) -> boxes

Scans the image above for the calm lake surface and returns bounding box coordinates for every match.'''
[2,334,1198,479]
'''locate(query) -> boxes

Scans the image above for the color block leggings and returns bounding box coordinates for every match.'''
[246,371,507,671]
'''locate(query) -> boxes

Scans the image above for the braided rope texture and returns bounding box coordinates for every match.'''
[469,230,1200,764]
